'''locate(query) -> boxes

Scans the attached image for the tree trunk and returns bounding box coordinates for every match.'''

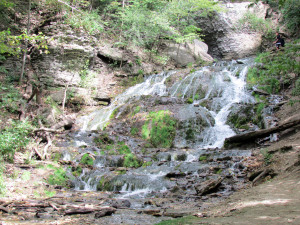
[19,0,31,84]
[224,114,300,148]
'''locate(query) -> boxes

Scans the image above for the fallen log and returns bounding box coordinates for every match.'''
[224,114,300,149]
[0,205,10,213]
[64,206,116,216]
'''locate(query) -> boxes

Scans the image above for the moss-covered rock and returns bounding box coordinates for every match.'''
[80,153,94,166]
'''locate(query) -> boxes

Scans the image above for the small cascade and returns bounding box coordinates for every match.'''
[63,58,256,205]
[79,71,174,131]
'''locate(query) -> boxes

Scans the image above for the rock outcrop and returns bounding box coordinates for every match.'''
[196,2,269,59]
[163,39,214,67]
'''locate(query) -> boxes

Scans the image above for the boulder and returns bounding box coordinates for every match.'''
[163,39,214,67]
[196,2,269,59]
[195,177,223,196]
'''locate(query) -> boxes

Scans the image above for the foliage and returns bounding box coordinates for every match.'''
[238,12,273,37]
[21,171,31,181]
[292,78,300,96]
[65,10,104,35]
[142,110,177,148]
[282,0,300,35]
[0,83,23,113]
[0,120,33,162]
[257,0,300,36]
[247,40,300,94]
[80,153,94,165]
[101,0,220,49]
[0,164,6,197]
[130,127,139,136]
[44,190,56,197]
[47,165,69,187]
[260,148,273,165]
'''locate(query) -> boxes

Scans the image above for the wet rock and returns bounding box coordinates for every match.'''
[94,207,117,218]
[166,172,186,178]
[175,153,187,161]
[120,200,131,208]
[195,177,223,196]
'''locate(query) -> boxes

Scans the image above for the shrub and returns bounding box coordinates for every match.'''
[238,12,272,36]
[0,120,33,162]
[282,0,300,35]
[247,41,300,94]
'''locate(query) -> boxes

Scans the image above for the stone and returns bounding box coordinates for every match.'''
[163,39,213,67]
[195,177,223,196]
[196,2,269,59]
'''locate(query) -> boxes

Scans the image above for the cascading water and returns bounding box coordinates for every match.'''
[79,71,175,131]
[64,58,256,207]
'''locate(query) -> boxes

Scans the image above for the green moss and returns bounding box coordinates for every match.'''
[131,106,141,116]
[130,127,139,136]
[199,155,207,161]
[80,153,94,166]
[175,154,187,161]
[110,108,119,119]
[47,167,69,187]
[142,110,177,148]
[52,152,62,161]
[72,166,83,177]
[185,128,195,140]
[123,153,142,168]
[142,161,153,167]
[94,133,114,147]
[97,176,113,191]
[186,98,193,104]
[116,142,131,155]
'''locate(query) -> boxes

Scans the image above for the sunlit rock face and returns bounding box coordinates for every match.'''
[196,2,269,59]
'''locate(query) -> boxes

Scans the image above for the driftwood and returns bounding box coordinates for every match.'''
[225,114,300,149]
[0,205,10,213]
[64,206,116,216]
[252,169,276,186]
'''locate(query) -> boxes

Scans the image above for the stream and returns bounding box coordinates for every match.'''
[59,58,257,224]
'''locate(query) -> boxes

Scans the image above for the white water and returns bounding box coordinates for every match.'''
[78,59,254,149]
[71,59,255,195]
[79,71,175,131]
[201,65,255,148]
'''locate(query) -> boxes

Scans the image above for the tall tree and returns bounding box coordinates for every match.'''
[19,0,31,84]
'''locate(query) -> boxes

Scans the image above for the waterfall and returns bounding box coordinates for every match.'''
[70,58,255,196]
[78,59,255,148]
[79,71,175,131]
